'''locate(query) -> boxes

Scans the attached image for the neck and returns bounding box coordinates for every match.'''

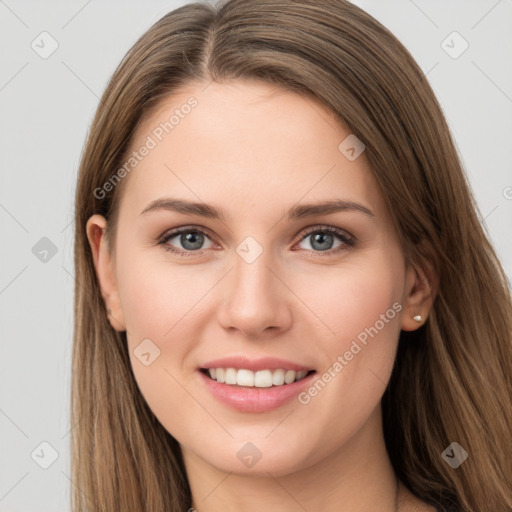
[182,405,400,512]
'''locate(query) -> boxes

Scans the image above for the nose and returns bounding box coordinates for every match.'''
[216,246,293,338]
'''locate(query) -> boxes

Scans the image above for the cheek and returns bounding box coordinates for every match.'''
[115,252,205,430]
[297,253,404,396]
[117,249,203,342]
[291,255,404,445]
[115,248,214,401]
[299,255,403,345]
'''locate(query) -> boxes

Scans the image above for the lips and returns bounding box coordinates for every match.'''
[197,355,317,412]
[198,369,317,412]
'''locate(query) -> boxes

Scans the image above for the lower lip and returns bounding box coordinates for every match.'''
[198,370,317,413]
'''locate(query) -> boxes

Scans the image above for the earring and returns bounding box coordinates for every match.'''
[413,314,422,323]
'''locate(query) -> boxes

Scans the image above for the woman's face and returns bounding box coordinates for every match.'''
[88,79,426,477]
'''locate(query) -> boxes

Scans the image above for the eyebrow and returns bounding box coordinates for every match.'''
[139,197,375,220]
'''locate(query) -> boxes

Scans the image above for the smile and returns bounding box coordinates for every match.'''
[201,367,315,388]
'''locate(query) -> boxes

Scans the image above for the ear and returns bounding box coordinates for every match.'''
[401,257,439,332]
[86,214,126,332]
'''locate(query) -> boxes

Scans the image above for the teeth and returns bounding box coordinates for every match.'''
[205,367,311,387]
[254,370,273,387]
[272,369,285,386]
[225,368,237,384]
[237,369,255,387]
[215,368,225,383]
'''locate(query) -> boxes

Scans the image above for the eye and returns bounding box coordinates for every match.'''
[157,226,215,256]
[157,225,355,257]
[294,226,355,255]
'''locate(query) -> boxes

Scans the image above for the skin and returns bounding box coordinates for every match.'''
[87,80,437,511]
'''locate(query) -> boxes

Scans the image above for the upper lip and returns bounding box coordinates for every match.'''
[200,356,314,372]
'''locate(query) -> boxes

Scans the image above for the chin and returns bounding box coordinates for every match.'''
[198,441,311,477]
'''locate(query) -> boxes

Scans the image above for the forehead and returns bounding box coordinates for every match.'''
[118,79,386,223]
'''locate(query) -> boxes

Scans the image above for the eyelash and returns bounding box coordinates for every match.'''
[157,225,356,257]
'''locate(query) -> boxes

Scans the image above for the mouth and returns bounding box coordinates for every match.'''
[198,365,318,413]
[199,367,317,388]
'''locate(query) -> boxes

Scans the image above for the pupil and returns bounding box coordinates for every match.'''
[182,232,203,250]
[312,233,333,251]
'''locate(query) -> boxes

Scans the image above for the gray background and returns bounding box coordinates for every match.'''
[1,0,511,510]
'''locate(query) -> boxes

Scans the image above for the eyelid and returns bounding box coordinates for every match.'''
[292,224,354,244]
[157,224,217,243]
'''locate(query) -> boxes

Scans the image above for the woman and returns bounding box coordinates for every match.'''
[71,1,512,511]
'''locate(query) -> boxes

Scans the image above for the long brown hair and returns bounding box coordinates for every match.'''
[71,1,512,510]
